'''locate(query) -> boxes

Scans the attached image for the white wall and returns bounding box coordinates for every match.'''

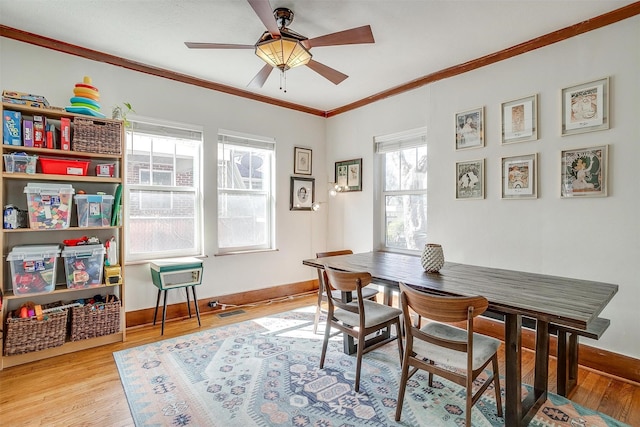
[325,17,640,358]
[2,16,638,359]
[0,38,327,312]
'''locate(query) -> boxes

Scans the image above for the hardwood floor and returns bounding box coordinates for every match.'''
[1,293,638,426]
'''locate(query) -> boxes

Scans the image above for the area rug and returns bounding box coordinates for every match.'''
[114,307,628,427]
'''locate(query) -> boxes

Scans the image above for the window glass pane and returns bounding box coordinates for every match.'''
[218,146,270,191]
[217,132,274,252]
[385,194,427,250]
[401,146,428,190]
[384,152,400,191]
[218,192,268,248]
[125,120,203,261]
[128,189,197,254]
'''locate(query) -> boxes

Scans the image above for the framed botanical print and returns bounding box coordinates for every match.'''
[290,176,315,210]
[335,158,362,192]
[456,159,484,200]
[501,153,537,199]
[560,145,608,198]
[561,77,609,136]
[455,107,484,150]
[294,147,312,175]
[501,94,538,144]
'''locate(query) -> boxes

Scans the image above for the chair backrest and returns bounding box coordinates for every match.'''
[324,266,371,315]
[316,250,354,290]
[399,282,488,323]
[399,282,489,355]
[316,249,353,258]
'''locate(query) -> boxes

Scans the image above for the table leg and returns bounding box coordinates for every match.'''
[153,289,161,325]
[504,313,523,425]
[191,286,201,327]
[161,289,168,336]
[185,287,192,318]
[531,320,550,412]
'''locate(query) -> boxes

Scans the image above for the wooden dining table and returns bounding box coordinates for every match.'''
[302,251,618,427]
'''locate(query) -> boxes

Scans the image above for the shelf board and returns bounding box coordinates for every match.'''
[2,144,122,160]
[4,225,121,233]
[1,332,124,369]
[2,172,121,183]
[1,102,122,124]
[4,282,123,301]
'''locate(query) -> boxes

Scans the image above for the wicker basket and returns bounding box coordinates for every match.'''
[72,118,122,155]
[70,301,121,341]
[4,310,68,356]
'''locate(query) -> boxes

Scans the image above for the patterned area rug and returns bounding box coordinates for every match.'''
[114,307,628,426]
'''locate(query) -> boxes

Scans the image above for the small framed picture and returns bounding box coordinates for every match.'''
[290,176,315,210]
[501,94,538,144]
[561,145,608,198]
[455,107,484,150]
[561,77,609,136]
[335,158,362,192]
[456,159,484,200]
[502,153,537,199]
[294,147,312,175]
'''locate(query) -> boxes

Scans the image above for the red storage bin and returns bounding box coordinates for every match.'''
[40,157,89,176]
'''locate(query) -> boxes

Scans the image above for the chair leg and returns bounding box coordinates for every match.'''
[395,350,410,421]
[395,319,404,363]
[313,304,321,334]
[466,375,473,427]
[492,356,503,417]
[314,287,325,334]
[319,319,331,369]
[355,332,365,393]
[428,363,434,387]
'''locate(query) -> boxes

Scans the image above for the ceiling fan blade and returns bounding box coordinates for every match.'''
[306,60,348,85]
[303,25,374,49]
[247,64,274,88]
[248,0,281,38]
[185,42,254,49]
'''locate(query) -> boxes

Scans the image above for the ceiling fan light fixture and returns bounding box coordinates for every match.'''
[255,36,312,72]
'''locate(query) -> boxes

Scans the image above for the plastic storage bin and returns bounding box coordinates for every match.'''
[39,157,90,176]
[62,244,106,289]
[24,183,74,229]
[3,153,38,174]
[75,194,114,227]
[7,244,61,295]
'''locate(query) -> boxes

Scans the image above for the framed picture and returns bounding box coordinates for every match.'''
[290,176,315,210]
[561,145,608,198]
[335,158,362,192]
[501,153,537,199]
[561,77,609,136]
[456,159,484,200]
[294,147,312,175]
[455,107,484,150]
[501,94,538,144]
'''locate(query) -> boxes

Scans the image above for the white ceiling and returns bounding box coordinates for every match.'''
[0,0,635,112]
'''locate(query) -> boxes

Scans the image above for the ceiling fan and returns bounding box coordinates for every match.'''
[184,0,375,89]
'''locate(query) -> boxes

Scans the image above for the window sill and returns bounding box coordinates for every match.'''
[214,248,279,257]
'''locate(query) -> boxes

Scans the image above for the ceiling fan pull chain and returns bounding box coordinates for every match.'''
[280,70,287,93]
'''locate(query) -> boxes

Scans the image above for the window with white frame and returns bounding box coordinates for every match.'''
[125,118,203,261]
[217,129,275,253]
[375,127,428,253]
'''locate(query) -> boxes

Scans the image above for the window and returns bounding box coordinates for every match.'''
[375,127,428,253]
[125,118,203,261]
[217,129,275,253]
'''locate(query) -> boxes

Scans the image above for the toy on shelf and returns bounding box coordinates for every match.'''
[65,76,106,118]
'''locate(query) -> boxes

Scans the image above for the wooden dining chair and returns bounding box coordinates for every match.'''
[320,266,403,392]
[313,250,379,334]
[395,282,503,425]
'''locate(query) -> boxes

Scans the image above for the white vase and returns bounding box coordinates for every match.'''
[421,243,444,272]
